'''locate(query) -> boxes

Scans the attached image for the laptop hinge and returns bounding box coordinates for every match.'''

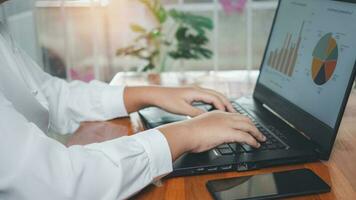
[262,103,312,141]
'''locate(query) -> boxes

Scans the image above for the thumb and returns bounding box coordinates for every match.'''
[180,103,206,117]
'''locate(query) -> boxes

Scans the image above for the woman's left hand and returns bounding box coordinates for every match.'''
[124,86,235,116]
[152,86,236,116]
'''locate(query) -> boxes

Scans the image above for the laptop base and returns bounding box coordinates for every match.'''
[139,96,319,177]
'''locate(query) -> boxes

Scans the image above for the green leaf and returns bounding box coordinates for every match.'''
[139,0,166,24]
[157,7,167,23]
[141,63,155,72]
[130,24,146,33]
[138,0,150,10]
[150,28,161,38]
[169,25,213,60]
[169,9,213,34]
[175,27,188,40]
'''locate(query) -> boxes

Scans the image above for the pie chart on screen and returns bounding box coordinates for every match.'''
[311,33,338,85]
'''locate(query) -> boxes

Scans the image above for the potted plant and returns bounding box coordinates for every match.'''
[116,0,214,83]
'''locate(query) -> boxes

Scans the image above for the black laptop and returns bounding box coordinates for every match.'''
[139,0,356,177]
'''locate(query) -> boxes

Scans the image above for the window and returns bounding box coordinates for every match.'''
[2,0,278,82]
[162,0,277,71]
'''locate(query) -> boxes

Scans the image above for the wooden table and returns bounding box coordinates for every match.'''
[67,71,356,200]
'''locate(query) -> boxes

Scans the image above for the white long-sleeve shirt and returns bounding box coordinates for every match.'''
[0,22,172,199]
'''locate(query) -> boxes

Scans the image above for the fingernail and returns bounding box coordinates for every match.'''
[262,135,266,141]
[257,143,261,148]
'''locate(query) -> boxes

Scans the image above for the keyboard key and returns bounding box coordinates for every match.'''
[231,102,288,152]
[241,144,256,152]
[265,140,273,145]
[266,143,278,149]
[259,144,269,150]
[217,144,230,149]
[276,143,286,149]
[229,143,245,153]
[218,148,234,155]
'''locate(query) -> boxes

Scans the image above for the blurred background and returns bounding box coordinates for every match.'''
[0,0,281,82]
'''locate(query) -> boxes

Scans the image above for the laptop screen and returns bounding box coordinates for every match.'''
[258,0,356,128]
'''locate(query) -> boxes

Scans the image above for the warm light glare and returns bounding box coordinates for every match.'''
[77,0,111,7]
[94,0,110,7]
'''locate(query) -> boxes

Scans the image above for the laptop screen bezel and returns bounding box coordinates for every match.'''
[253,0,356,159]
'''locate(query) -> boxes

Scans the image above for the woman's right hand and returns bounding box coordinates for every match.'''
[158,111,266,161]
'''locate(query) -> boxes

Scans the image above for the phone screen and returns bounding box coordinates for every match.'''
[206,169,330,200]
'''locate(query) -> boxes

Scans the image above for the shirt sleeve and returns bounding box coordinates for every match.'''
[42,78,129,134]
[18,49,129,134]
[0,92,173,200]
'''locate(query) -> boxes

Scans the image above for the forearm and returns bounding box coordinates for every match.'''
[158,122,193,161]
[123,86,165,113]
[124,86,192,161]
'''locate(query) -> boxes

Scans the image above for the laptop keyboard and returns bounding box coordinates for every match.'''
[215,102,287,155]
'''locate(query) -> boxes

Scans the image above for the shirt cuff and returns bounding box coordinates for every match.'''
[132,129,173,178]
[101,85,128,119]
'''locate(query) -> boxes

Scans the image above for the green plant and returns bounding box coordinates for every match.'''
[116,0,213,72]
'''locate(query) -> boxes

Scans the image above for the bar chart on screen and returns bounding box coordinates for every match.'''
[267,22,305,77]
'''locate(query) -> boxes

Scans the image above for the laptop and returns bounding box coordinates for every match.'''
[139,0,356,177]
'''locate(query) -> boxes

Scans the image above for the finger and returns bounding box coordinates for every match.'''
[226,103,236,113]
[191,92,226,111]
[233,115,255,125]
[201,88,235,113]
[228,130,260,148]
[180,102,206,117]
[231,120,266,142]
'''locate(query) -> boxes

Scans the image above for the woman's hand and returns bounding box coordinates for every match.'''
[124,86,235,116]
[150,86,236,116]
[159,111,266,161]
[123,86,265,161]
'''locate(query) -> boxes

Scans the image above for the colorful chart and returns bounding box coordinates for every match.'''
[311,33,338,85]
[267,22,304,77]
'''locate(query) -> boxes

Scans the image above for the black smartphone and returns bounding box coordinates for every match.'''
[206,169,330,200]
